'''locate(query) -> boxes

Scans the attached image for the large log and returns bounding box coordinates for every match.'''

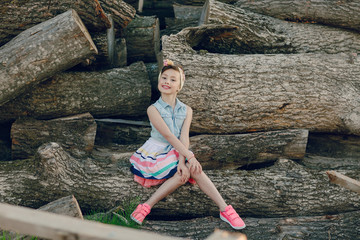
[161,28,360,135]
[10,113,97,159]
[94,122,308,169]
[124,15,160,63]
[190,129,308,170]
[0,9,98,106]
[198,0,360,54]
[235,0,360,32]
[144,211,360,240]
[0,0,136,47]
[1,143,359,219]
[0,62,151,123]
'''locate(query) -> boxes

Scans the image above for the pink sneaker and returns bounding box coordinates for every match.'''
[130,203,151,225]
[220,205,246,230]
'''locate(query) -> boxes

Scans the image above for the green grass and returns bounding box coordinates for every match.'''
[84,196,141,229]
[0,231,38,240]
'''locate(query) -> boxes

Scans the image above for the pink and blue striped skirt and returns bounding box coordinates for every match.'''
[130,138,179,188]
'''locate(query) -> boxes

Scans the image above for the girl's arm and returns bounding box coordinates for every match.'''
[147,105,193,160]
[178,105,193,164]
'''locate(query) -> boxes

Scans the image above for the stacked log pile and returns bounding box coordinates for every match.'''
[0,0,359,239]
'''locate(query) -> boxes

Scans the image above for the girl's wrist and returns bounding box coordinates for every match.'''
[187,154,195,161]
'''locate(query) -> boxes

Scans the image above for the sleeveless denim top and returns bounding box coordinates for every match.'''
[150,97,187,145]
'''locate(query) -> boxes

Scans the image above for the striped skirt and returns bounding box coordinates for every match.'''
[130,138,179,187]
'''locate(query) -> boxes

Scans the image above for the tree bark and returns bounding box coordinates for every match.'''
[124,15,160,63]
[0,0,110,47]
[0,62,151,123]
[143,211,360,240]
[161,28,360,135]
[1,143,359,219]
[198,0,360,54]
[0,0,136,47]
[10,113,97,160]
[190,129,308,170]
[235,0,360,32]
[0,9,98,106]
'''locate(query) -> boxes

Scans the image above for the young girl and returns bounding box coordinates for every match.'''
[129,59,246,230]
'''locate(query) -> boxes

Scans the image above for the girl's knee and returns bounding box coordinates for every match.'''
[171,173,187,186]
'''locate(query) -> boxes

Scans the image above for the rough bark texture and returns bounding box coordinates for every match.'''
[143,211,360,240]
[124,15,160,63]
[161,29,360,135]
[0,9,98,106]
[190,129,308,170]
[38,195,84,219]
[10,113,97,160]
[198,0,360,54]
[235,0,360,32]
[0,144,359,219]
[0,0,136,47]
[0,62,151,123]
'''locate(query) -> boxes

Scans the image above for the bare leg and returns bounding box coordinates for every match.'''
[191,171,228,211]
[145,173,184,208]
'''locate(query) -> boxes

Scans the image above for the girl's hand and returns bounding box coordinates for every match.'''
[177,162,190,183]
[187,157,202,175]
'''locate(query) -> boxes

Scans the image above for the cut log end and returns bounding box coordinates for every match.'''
[71,9,98,54]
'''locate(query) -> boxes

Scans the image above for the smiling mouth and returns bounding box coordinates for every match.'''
[162,85,170,89]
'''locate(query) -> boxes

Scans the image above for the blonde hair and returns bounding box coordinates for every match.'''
[158,59,185,91]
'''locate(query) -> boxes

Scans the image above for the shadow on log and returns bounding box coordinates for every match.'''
[0,9,98,106]
[0,143,359,219]
[10,113,97,159]
[0,62,151,123]
[162,28,360,135]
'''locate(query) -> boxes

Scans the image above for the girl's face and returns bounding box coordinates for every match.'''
[158,68,181,95]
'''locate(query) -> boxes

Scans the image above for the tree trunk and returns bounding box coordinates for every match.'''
[235,0,360,32]
[0,0,137,47]
[94,120,308,170]
[190,129,308,170]
[143,211,360,240]
[161,28,360,135]
[125,15,160,63]
[0,0,110,47]
[0,9,98,106]
[198,0,360,54]
[1,143,359,219]
[0,62,151,123]
[10,113,97,160]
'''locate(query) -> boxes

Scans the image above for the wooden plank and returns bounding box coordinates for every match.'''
[0,203,181,240]
[326,171,360,194]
